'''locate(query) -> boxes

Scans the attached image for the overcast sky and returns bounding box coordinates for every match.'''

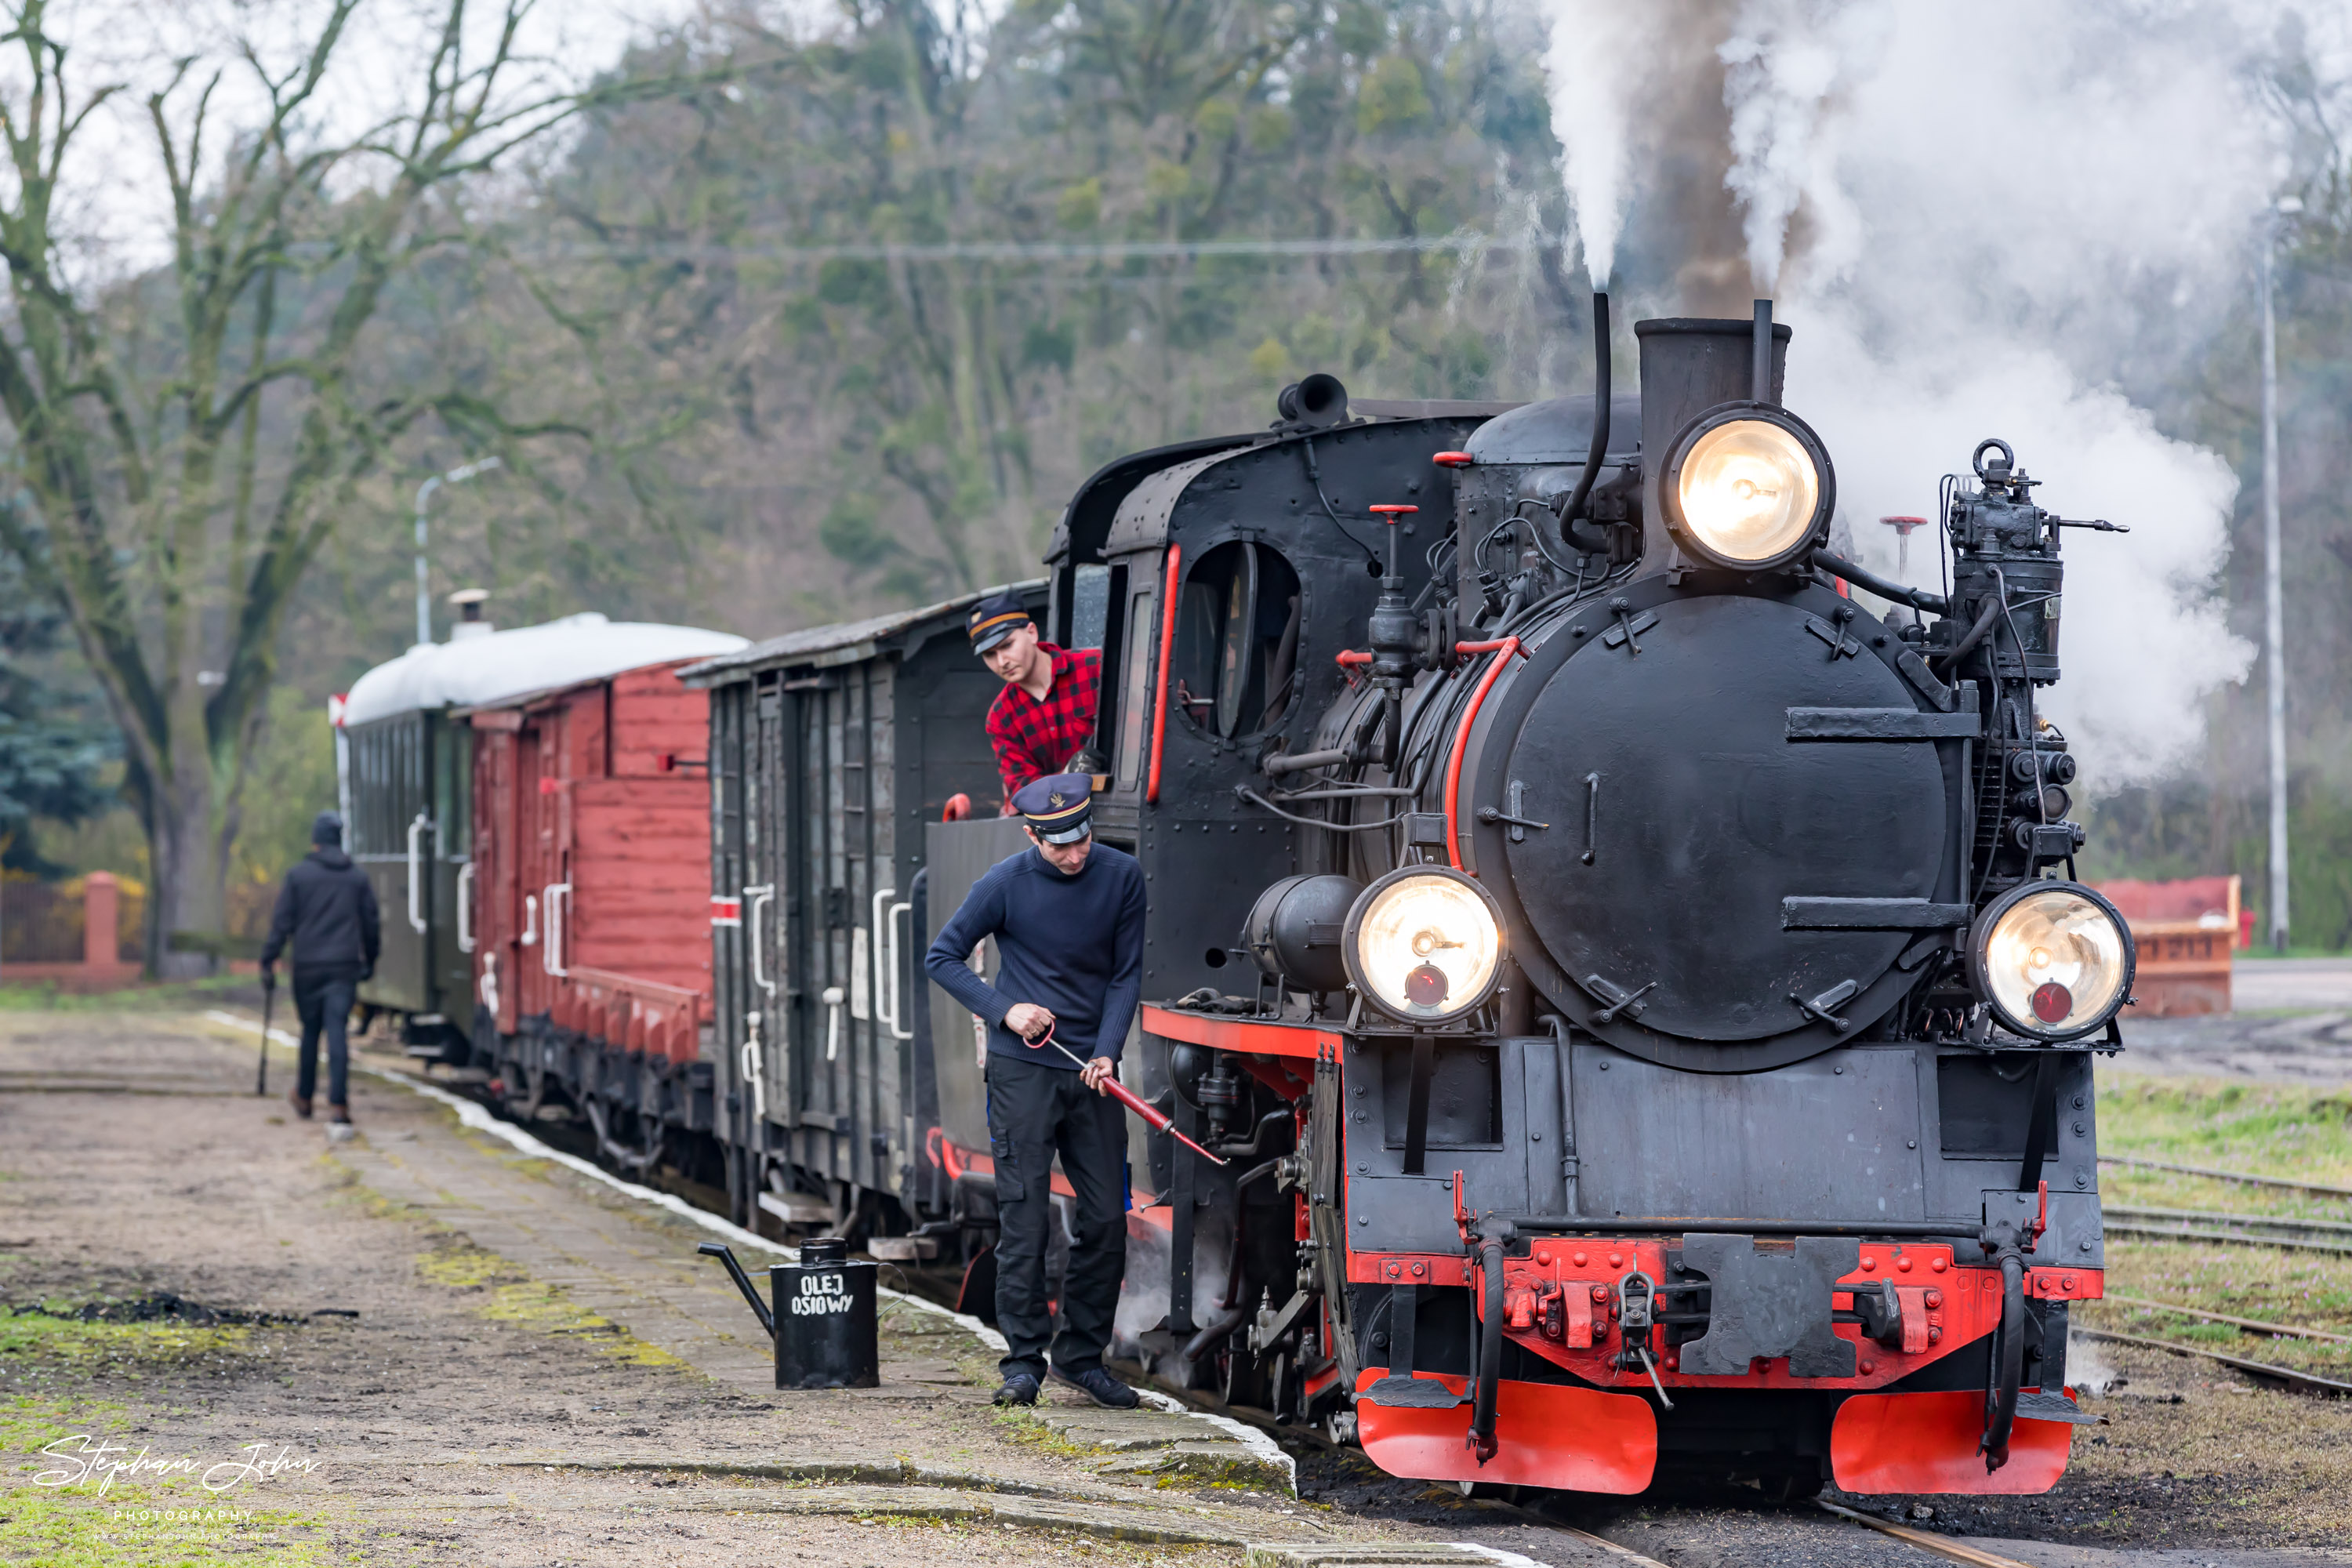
[5,0,733,277]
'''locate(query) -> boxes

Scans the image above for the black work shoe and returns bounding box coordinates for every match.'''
[1052,1366,1140,1410]
[993,1373,1040,1407]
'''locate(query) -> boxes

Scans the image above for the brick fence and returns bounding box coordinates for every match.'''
[1,871,143,990]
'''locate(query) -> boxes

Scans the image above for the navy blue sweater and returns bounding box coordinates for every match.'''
[924,844,1148,1069]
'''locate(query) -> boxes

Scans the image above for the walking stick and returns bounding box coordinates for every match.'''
[256,971,276,1096]
[1026,1023,1227,1167]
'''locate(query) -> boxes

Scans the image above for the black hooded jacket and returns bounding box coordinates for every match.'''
[260,848,381,975]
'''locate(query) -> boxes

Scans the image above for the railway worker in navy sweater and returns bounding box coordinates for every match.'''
[925,772,1148,1410]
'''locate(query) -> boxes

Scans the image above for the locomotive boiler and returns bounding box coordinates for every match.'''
[1047,299,2134,1498]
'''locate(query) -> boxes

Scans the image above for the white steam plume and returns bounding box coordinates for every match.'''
[1718,0,1888,290]
[1540,0,1661,285]
[1536,0,2336,786]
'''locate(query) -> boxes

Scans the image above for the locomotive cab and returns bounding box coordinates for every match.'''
[1104,301,2134,1498]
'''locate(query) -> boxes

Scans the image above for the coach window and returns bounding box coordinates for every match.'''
[1170,541,1302,740]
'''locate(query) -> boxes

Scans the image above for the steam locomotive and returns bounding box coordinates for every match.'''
[997,297,2131,1498]
[349,296,2132,1501]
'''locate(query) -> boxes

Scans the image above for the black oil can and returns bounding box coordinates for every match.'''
[770,1237,879,1388]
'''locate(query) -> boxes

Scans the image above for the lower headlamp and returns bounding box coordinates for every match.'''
[1342,866,1505,1026]
[1969,880,2135,1040]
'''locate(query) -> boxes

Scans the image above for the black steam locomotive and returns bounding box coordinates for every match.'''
[359,293,2133,1500]
[1014,299,2132,1498]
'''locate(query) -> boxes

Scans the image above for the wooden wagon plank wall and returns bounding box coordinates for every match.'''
[468,662,718,1063]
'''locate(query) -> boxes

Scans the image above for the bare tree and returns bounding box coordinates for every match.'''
[0,0,685,972]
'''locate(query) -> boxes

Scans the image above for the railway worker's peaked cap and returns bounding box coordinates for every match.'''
[1014,772,1094,844]
[966,590,1032,655]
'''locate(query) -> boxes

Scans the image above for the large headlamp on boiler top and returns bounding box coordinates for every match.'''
[1660,405,1836,571]
[1968,880,2136,1041]
[1342,866,1505,1026]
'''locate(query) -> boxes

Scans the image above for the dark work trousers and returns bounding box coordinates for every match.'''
[986,1051,1128,1381]
[292,965,360,1108]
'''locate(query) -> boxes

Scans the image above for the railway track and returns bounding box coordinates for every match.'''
[2099,1152,2352,1201]
[323,1040,2314,1568]
[2072,1326,2352,1396]
[2100,1203,2352,1256]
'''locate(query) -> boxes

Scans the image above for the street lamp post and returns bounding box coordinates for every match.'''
[2261,199,2299,953]
[413,457,503,648]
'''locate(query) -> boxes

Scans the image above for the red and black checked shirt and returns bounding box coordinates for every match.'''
[985,643,1102,804]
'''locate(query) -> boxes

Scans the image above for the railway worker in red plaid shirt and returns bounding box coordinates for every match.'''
[969,590,1102,810]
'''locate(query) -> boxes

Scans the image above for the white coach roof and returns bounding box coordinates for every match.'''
[340,614,748,728]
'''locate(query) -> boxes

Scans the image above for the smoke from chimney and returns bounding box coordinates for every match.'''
[1533,0,2333,785]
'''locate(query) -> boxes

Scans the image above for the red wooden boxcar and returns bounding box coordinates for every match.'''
[467,658,737,1167]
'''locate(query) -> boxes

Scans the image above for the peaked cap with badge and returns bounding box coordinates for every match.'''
[966,590,1033,655]
[1012,771,1094,844]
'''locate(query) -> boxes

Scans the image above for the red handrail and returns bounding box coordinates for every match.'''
[1443,637,1528,872]
[1146,543,1182,804]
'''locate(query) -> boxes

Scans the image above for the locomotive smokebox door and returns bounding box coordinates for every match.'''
[773,1238,879,1388]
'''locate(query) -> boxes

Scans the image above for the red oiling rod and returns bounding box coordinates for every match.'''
[1027,1023,1226,1167]
[1443,637,1529,872]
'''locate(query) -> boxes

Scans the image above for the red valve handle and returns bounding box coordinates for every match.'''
[1369,504,1419,518]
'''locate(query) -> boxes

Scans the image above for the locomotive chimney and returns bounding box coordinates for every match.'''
[448,587,494,641]
[1634,310,1791,573]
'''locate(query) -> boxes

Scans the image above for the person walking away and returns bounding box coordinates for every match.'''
[968,590,1102,811]
[924,774,1146,1409]
[259,811,380,1127]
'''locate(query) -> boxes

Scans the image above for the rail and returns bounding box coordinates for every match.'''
[2100,1292,2352,1345]
[1817,1501,2037,1568]
[2070,1326,2352,1397]
[2100,1204,2352,1258]
[2100,1152,2352,1202]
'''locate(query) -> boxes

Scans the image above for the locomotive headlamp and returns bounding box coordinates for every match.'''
[1662,407,1835,570]
[1969,880,2135,1040]
[1342,866,1505,1025]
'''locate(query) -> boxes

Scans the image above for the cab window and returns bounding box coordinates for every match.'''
[1169,541,1302,740]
